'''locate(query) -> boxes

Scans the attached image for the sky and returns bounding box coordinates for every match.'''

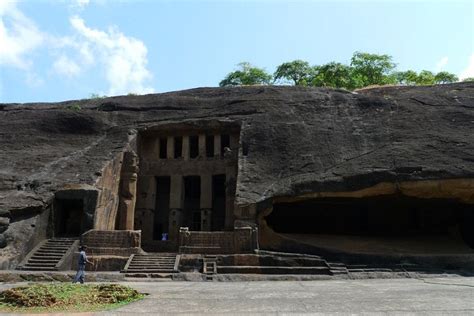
[0,0,473,103]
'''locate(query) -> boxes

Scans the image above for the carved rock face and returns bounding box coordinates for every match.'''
[0,84,473,225]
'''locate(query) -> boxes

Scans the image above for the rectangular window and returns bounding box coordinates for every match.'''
[159,137,167,159]
[189,135,199,158]
[174,136,182,158]
[206,135,214,157]
[220,134,230,156]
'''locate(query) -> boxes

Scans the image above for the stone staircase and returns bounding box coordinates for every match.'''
[122,253,179,277]
[203,256,218,280]
[327,262,349,275]
[17,238,78,271]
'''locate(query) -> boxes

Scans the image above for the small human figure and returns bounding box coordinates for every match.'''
[73,245,92,284]
[161,233,168,241]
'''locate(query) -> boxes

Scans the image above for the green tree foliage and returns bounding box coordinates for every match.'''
[274,60,313,85]
[393,70,418,85]
[350,52,397,87]
[434,71,459,84]
[462,77,474,82]
[219,62,272,87]
[219,52,461,90]
[414,70,436,85]
[310,62,356,89]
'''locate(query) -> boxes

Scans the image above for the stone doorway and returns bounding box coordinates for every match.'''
[54,198,84,237]
[184,176,201,231]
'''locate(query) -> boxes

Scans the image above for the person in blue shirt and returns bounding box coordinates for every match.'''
[73,245,92,284]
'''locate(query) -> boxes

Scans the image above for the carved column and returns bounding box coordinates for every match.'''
[214,134,221,157]
[200,174,212,231]
[199,134,206,158]
[168,175,183,240]
[182,136,190,161]
[167,136,174,159]
[117,151,139,230]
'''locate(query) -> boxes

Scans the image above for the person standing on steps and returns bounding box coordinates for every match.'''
[73,245,92,284]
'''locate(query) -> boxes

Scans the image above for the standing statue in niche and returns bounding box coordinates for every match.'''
[117,151,139,230]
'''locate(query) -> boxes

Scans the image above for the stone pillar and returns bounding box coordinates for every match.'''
[152,138,160,157]
[200,174,212,231]
[198,134,206,158]
[168,175,183,240]
[167,136,174,159]
[135,176,155,241]
[117,151,139,230]
[182,136,190,161]
[214,134,221,157]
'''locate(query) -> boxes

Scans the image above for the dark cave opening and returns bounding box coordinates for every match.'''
[54,199,84,237]
[266,195,474,247]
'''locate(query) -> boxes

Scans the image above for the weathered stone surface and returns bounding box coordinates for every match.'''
[1,83,473,210]
[0,83,473,262]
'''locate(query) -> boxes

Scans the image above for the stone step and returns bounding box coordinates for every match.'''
[129,266,175,269]
[21,266,57,271]
[32,252,63,259]
[131,263,175,266]
[132,257,176,260]
[133,257,176,259]
[348,268,393,272]
[131,260,175,262]
[217,266,331,275]
[28,259,60,263]
[37,248,67,252]
[25,261,56,267]
[126,269,175,273]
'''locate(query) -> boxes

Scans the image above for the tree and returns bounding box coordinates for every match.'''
[310,62,356,89]
[434,71,458,84]
[350,52,397,88]
[462,77,474,82]
[393,70,418,85]
[219,62,272,87]
[414,70,436,85]
[274,60,313,85]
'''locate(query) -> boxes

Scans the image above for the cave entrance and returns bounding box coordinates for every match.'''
[265,195,474,252]
[54,199,85,237]
[184,176,201,231]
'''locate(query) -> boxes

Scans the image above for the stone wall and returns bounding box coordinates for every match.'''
[179,227,257,254]
[78,229,142,271]
[82,229,141,248]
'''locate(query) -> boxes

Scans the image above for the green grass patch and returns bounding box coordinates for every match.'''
[0,283,144,313]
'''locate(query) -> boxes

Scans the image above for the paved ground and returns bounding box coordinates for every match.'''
[109,277,474,315]
[1,277,474,315]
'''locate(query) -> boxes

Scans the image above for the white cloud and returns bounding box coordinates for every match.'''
[435,56,448,72]
[0,2,154,96]
[0,1,44,69]
[69,16,154,95]
[459,53,474,80]
[53,55,81,78]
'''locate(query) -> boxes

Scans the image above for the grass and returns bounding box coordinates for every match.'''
[0,283,145,313]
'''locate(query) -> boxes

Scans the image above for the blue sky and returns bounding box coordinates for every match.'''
[0,0,473,103]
